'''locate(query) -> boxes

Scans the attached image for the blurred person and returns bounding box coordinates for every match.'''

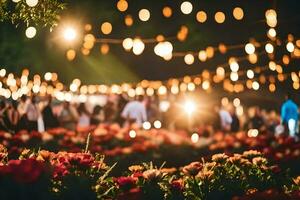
[229,105,240,132]
[42,96,58,130]
[248,107,264,130]
[91,105,105,125]
[146,96,160,123]
[26,96,39,132]
[17,95,28,130]
[218,105,232,132]
[121,95,147,127]
[115,94,128,125]
[0,100,10,131]
[58,102,78,130]
[77,103,91,128]
[281,94,299,137]
[104,100,117,123]
[7,101,20,132]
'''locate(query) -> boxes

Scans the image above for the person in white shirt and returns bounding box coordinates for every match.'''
[26,96,39,131]
[219,106,232,132]
[121,95,147,127]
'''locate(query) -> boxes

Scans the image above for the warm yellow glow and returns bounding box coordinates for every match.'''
[286,42,295,53]
[129,130,137,138]
[202,80,210,90]
[153,120,162,129]
[269,83,276,92]
[265,43,274,53]
[246,69,254,79]
[269,61,276,71]
[187,82,195,91]
[215,12,225,23]
[248,129,259,137]
[101,22,112,35]
[230,61,239,72]
[252,81,260,90]
[196,11,207,23]
[293,82,300,90]
[267,28,276,38]
[216,67,225,77]
[84,24,92,32]
[219,43,227,54]
[122,38,133,51]
[198,50,207,62]
[132,38,145,55]
[0,69,7,77]
[245,43,255,54]
[125,15,133,26]
[184,54,194,65]
[230,72,239,82]
[282,55,290,65]
[233,98,241,107]
[25,27,37,39]
[100,44,110,55]
[66,49,76,61]
[191,133,199,143]
[26,0,38,7]
[117,0,128,12]
[206,46,214,58]
[63,27,76,41]
[139,9,150,21]
[154,41,173,58]
[248,54,257,64]
[184,100,196,115]
[162,6,172,18]
[143,121,151,130]
[146,87,154,96]
[158,85,167,95]
[181,1,193,15]
[233,7,244,20]
[265,9,277,27]
[44,72,52,81]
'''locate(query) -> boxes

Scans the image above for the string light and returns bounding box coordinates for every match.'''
[122,38,133,51]
[143,121,151,130]
[265,43,274,54]
[125,15,134,26]
[26,0,38,7]
[267,28,276,38]
[129,130,137,138]
[162,6,172,18]
[191,133,199,143]
[139,9,150,21]
[246,69,254,79]
[286,42,295,53]
[132,38,145,55]
[196,11,207,23]
[25,27,37,38]
[215,12,225,23]
[184,54,194,65]
[153,120,162,129]
[180,1,193,15]
[245,43,255,54]
[101,22,112,35]
[66,49,76,61]
[233,7,244,20]
[116,0,128,12]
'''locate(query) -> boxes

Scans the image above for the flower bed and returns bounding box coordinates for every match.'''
[0,146,300,200]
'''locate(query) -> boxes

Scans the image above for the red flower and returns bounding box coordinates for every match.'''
[171,179,184,191]
[114,176,137,191]
[7,159,46,183]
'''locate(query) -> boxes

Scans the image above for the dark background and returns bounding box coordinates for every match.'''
[0,0,299,107]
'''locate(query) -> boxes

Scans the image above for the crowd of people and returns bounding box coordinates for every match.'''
[0,93,299,138]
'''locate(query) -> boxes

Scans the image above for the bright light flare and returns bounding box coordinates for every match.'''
[63,27,77,41]
[191,133,199,143]
[184,100,196,115]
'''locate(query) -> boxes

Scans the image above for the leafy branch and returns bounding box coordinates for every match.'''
[0,0,66,29]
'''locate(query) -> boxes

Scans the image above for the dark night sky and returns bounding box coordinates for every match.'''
[0,0,300,85]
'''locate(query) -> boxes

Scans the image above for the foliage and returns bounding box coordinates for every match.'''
[0,144,299,200]
[0,0,66,28]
